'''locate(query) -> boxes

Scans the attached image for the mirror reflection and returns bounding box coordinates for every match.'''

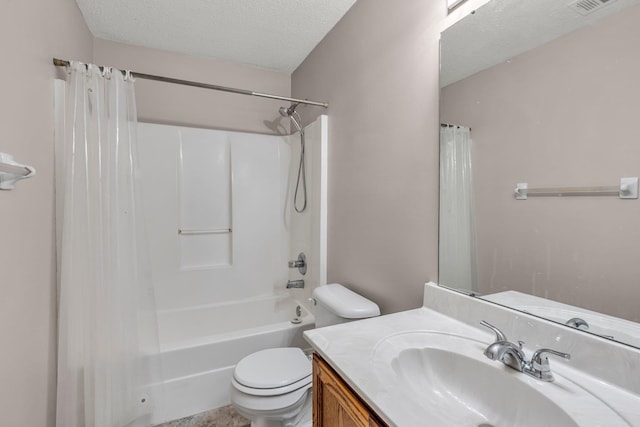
[439,0,640,348]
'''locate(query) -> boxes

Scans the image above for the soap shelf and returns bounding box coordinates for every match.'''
[0,152,36,190]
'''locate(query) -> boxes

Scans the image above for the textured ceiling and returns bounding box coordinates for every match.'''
[75,0,357,73]
[441,0,640,87]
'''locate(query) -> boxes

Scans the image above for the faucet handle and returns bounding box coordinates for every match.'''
[480,320,508,342]
[531,348,571,369]
[288,252,307,275]
[527,348,571,381]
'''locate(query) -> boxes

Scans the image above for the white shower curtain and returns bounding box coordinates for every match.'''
[439,125,478,293]
[56,62,162,427]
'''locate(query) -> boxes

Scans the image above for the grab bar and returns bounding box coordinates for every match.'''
[515,177,638,200]
[178,228,232,235]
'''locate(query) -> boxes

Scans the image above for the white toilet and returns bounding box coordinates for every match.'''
[230,283,380,427]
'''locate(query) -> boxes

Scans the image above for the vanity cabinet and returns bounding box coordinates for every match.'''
[312,353,387,427]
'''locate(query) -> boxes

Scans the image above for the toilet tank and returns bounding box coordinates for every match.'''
[312,284,380,328]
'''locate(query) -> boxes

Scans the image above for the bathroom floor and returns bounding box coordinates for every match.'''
[154,405,250,427]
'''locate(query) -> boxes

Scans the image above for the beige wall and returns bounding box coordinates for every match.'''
[292,1,446,314]
[441,5,640,322]
[0,0,93,425]
[94,39,291,134]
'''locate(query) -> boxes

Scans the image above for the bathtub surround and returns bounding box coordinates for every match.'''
[138,123,290,309]
[288,116,329,306]
[137,118,327,311]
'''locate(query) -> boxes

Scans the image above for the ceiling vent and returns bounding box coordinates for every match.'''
[568,0,618,16]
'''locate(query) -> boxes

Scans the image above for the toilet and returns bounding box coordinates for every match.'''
[230,283,380,427]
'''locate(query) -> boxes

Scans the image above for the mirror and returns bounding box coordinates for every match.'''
[439,0,640,348]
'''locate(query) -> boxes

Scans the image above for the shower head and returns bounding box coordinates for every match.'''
[279,102,301,117]
[279,102,304,135]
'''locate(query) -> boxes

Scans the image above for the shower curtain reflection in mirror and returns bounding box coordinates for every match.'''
[55,62,163,427]
[439,125,478,293]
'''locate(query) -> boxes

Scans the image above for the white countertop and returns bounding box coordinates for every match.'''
[304,284,640,427]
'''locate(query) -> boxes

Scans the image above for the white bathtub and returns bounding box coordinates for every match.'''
[152,293,314,424]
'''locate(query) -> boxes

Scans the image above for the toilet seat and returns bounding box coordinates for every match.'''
[232,374,311,396]
[232,348,312,397]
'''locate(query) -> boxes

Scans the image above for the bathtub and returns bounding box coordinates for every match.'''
[152,293,314,424]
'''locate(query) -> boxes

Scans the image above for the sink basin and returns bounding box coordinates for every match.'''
[371,332,628,427]
[393,347,577,426]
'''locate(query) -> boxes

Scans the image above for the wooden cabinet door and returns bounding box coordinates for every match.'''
[313,353,386,427]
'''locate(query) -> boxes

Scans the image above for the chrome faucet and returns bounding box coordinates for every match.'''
[565,317,615,339]
[480,320,571,382]
[481,320,527,372]
[286,279,305,289]
[565,317,589,330]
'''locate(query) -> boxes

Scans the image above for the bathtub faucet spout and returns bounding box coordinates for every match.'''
[286,280,305,289]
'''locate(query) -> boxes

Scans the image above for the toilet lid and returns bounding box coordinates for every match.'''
[234,348,311,389]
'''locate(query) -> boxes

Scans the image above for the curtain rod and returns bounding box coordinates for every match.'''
[53,58,328,109]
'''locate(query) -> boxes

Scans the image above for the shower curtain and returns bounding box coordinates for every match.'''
[439,125,478,293]
[56,62,162,427]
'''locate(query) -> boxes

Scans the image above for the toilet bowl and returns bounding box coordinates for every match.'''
[230,284,380,427]
[230,347,313,427]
